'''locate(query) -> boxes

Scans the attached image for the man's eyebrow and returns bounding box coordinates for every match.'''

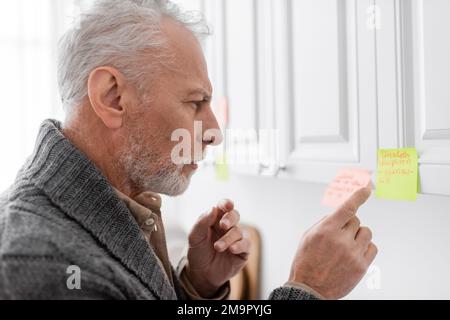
[187,89,212,101]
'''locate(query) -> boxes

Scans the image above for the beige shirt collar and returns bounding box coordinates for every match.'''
[114,188,174,286]
[115,189,162,236]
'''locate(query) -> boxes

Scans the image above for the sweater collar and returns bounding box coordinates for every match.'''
[24,119,176,299]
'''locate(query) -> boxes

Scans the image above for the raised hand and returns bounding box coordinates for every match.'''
[185,199,250,297]
[289,187,377,299]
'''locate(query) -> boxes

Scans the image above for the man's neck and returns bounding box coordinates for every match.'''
[62,114,138,199]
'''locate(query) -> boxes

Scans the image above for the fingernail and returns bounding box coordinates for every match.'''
[219,199,233,211]
[221,219,230,229]
[215,240,226,251]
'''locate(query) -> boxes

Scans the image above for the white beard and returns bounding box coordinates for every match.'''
[140,162,191,196]
[119,131,193,197]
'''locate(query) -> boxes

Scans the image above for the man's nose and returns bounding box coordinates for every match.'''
[202,108,223,146]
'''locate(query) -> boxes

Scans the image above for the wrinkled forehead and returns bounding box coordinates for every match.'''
[159,16,212,95]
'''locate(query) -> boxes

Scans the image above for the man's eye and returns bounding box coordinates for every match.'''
[190,101,202,110]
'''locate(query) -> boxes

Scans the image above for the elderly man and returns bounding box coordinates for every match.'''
[0,0,377,300]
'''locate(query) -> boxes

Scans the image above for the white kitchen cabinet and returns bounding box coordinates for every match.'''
[202,0,379,181]
[275,0,379,183]
[223,0,261,175]
[203,0,263,175]
[376,0,450,196]
[199,0,450,197]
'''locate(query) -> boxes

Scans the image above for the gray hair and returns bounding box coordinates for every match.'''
[57,0,210,113]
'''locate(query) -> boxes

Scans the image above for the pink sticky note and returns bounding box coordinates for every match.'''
[214,96,229,128]
[321,168,372,208]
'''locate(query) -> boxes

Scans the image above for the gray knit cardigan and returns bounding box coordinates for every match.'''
[0,119,317,300]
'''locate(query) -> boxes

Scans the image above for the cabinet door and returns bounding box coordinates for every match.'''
[407,0,450,196]
[255,0,280,176]
[222,0,260,175]
[204,0,288,176]
[377,0,450,196]
[276,0,378,183]
[184,0,259,174]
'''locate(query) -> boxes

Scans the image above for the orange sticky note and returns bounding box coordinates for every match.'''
[322,168,372,208]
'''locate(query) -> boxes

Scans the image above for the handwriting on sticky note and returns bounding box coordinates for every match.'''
[376,148,418,201]
[322,168,372,208]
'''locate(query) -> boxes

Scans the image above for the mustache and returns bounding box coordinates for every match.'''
[172,148,209,165]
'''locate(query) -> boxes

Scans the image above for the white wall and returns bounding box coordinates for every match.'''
[163,168,450,300]
[0,0,84,192]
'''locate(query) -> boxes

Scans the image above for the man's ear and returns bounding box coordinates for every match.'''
[87,67,127,129]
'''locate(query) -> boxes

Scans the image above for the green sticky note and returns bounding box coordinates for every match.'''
[215,153,229,182]
[376,148,419,201]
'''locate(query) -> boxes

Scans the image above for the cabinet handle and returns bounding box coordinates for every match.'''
[259,163,287,177]
[276,164,287,177]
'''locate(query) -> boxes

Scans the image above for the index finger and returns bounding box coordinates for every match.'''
[217,199,234,214]
[219,209,240,230]
[324,187,371,227]
[212,199,235,232]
